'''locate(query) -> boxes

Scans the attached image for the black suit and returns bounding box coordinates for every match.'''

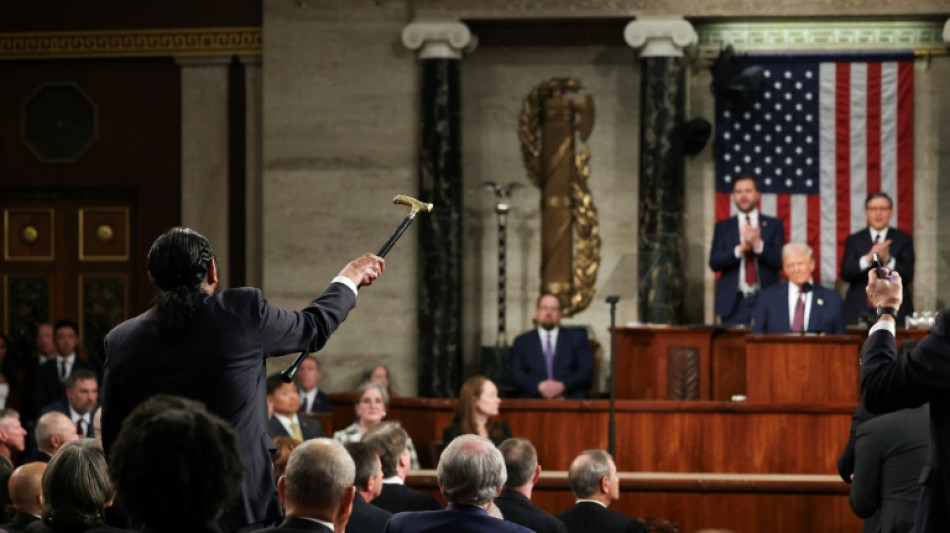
[266,415,325,441]
[494,489,567,533]
[251,516,332,533]
[861,311,950,533]
[556,502,646,533]
[840,227,915,326]
[101,283,356,532]
[1,512,39,532]
[509,327,592,399]
[850,405,929,533]
[371,483,442,514]
[837,404,880,533]
[298,389,331,414]
[384,504,534,533]
[346,494,391,533]
[31,357,95,417]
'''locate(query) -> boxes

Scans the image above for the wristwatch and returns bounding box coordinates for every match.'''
[876,306,899,319]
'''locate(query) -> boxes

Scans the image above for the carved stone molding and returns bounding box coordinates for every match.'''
[696,20,947,52]
[625,17,698,58]
[402,21,476,60]
[0,27,262,60]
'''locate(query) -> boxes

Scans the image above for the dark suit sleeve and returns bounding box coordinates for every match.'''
[626,519,648,533]
[756,217,785,274]
[829,291,846,335]
[849,424,882,518]
[837,404,875,483]
[509,335,540,397]
[562,329,592,397]
[709,222,740,272]
[259,282,357,356]
[840,234,867,284]
[861,315,950,413]
[751,296,768,334]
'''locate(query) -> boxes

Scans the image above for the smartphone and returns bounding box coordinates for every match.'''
[872,253,886,280]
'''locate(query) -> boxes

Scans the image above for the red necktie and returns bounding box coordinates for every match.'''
[792,294,805,332]
[744,215,757,286]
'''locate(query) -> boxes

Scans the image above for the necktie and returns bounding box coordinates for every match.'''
[744,215,757,286]
[792,294,805,332]
[289,419,304,441]
[76,418,84,437]
[544,333,555,380]
[59,359,67,380]
[298,396,308,414]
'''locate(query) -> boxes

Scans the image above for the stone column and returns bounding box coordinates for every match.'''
[624,17,697,324]
[240,55,264,289]
[178,57,231,288]
[402,21,475,397]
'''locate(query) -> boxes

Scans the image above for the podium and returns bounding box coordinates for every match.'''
[745,334,864,403]
[614,326,716,400]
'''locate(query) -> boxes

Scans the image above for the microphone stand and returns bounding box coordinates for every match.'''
[606,294,619,457]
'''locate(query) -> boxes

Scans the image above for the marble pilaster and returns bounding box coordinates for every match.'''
[241,55,263,289]
[625,17,697,324]
[178,56,231,288]
[402,21,474,397]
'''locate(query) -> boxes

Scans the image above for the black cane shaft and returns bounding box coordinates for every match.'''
[377,215,415,258]
[280,349,308,383]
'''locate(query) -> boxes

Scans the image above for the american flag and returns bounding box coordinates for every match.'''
[715,52,915,287]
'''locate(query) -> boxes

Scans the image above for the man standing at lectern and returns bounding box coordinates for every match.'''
[840,191,915,326]
[709,175,785,326]
[509,293,592,399]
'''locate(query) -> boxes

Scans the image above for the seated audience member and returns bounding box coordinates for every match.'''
[296,356,331,413]
[509,293,593,399]
[0,409,27,472]
[271,436,302,482]
[751,242,846,335]
[40,369,98,438]
[443,376,511,447]
[24,324,58,422]
[343,442,391,533]
[361,364,395,398]
[32,320,95,414]
[2,462,45,532]
[0,331,20,413]
[108,395,244,532]
[33,439,119,533]
[361,421,441,513]
[29,412,80,463]
[384,434,534,533]
[495,438,567,533]
[333,382,419,469]
[850,405,929,533]
[266,374,325,442]
[254,439,356,533]
[557,450,646,533]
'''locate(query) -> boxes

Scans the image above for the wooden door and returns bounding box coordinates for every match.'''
[2,191,137,372]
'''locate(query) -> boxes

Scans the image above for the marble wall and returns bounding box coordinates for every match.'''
[260,0,950,396]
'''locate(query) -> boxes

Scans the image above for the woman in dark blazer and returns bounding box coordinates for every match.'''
[443,376,512,447]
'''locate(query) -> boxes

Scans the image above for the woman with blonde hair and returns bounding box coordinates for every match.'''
[442,376,511,446]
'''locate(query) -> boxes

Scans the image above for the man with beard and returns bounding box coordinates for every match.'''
[509,293,592,399]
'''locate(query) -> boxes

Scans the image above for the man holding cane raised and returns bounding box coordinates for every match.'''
[101,226,385,532]
[862,267,950,532]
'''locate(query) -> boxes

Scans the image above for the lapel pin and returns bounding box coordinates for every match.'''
[817,298,824,306]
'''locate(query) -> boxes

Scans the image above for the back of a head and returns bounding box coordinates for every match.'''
[437,434,506,506]
[147,227,215,335]
[498,438,538,488]
[345,442,380,488]
[283,438,355,516]
[568,449,612,499]
[362,421,407,478]
[9,462,46,514]
[35,412,75,454]
[108,395,243,528]
[43,439,113,528]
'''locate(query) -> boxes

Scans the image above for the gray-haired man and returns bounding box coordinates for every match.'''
[556,450,646,533]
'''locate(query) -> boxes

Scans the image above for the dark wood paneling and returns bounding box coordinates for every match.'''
[0,58,181,315]
[0,1,261,32]
[745,335,863,403]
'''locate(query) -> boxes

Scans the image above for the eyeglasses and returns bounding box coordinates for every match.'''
[865,207,892,212]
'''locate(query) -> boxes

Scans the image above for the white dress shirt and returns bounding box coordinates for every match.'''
[274,413,304,438]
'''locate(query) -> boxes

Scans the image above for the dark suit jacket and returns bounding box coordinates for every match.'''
[709,213,785,319]
[850,404,929,533]
[837,404,880,533]
[266,415,325,441]
[494,489,567,533]
[299,389,331,414]
[38,400,97,438]
[509,327,592,399]
[442,422,512,448]
[861,310,950,533]
[556,502,646,533]
[250,516,332,533]
[346,493,391,533]
[751,282,846,335]
[371,483,442,514]
[31,358,96,419]
[384,503,535,533]
[101,284,356,532]
[1,512,39,532]
[840,227,915,326]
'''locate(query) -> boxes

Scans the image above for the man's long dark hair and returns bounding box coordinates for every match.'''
[147,227,215,335]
